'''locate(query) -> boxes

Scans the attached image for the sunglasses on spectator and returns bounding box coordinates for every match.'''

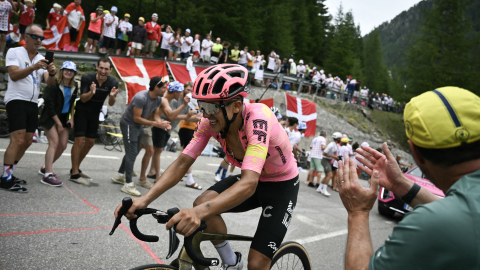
[63,69,75,73]
[27,33,45,41]
[198,100,237,116]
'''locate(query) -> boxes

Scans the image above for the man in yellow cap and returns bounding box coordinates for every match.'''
[116,13,132,55]
[337,86,480,270]
[130,17,147,57]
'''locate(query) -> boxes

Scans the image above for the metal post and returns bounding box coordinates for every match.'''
[298,77,304,93]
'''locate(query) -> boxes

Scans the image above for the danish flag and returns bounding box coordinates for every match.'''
[167,62,208,84]
[285,93,317,137]
[110,57,169,104]
[42,14,85,50]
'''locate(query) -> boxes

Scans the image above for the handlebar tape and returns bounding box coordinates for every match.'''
[129,217,159,242]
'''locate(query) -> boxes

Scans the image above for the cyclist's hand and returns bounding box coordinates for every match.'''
[114,197,148,220]
[110,87,119,97]
[33,59,48,70]
[356,142,411,196]
[90,82,96,94]
[166,208,201,237]
[338,156,379,214]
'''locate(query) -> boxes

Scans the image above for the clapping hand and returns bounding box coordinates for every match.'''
[153,119,171,130]
[183,95,191,104]
[110,87,119,97]
[90,82,96,94]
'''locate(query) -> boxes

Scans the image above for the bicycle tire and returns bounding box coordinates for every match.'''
[99,119,119,146]
[130,264,178,270]
[270,241,312,270]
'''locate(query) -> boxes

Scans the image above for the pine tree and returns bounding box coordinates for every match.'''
[307,0,331,66]
[363,29,391,95]
[290,0,313,63]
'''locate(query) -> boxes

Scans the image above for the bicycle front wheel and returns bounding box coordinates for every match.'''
[270,241,312,270]
[130,264,178,270]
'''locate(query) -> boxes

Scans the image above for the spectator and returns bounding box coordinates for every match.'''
[237,46,248,68]
[46,3,62,30]
[275,54,282,73]
[317,132,342,196]
[159,24,173,60]
[65,0,84,48]
[116,13,132,55]
[18,0,35,41]
[130,17,147,57]
[307,130,327,187]
[346,79,355,103]
[211,37,223,60]
[229,43,240,63]
[200,33,213,62]
[340,87,480,270]
[180,28,193,61]
[297,60,305,78]
[325,74,334,88]
[217,41,230,64]
[281,58,289,75]
[266,51,276,72]
[101,6,118,54]
[191,34,201,62]
[1,24,56,192]
[168,28,182,60]
[289,59,296,76]
[70,57,119,185]
[253,50,262,71]
[110,77,170,196]
[144,13,161,58]
[0,0,14,58]
[396,154,412,169]
[38,61,78,187]
[84,5,104,53]
[360,86,368,96]
[246,50,255,71]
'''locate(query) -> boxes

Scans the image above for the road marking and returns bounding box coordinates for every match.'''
[295,229,348,245]
[0,149,119,160]
[296,214,326,229]
[207,163,220,166]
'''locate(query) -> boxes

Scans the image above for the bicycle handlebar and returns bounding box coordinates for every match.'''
[111,197,221,267]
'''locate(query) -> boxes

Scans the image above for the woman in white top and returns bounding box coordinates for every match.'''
[200,34,213,62]
[168,28,182,60]
[160,25,173,60]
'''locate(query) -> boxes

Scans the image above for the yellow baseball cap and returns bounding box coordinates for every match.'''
[404,86,480,149]
[341,137,349,143]
[138,17,145,22]
[124,13,130,18]
[103,10,110,14]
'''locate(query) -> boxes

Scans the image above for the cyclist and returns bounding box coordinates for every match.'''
[116,64,299,270]
[70,57,119,185]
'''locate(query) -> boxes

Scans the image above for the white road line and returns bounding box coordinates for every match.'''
[0,149,120,160]
[206,163,220,166]
[295,229,348,245]
[296,214,327,230]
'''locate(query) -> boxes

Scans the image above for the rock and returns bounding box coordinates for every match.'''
[376,128,383,136]
[0,90,5,97]
[0,73,4,82]
[4,73,9,82]
[0,67,7,73]
[0,82,6,90]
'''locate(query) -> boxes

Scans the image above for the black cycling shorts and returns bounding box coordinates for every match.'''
[117,39,127,51]
[74,109,99,138]
[102,36,116,50]
[208,174,299,259]
[6,100,38,133]
[152,127,170,149]
[178,128,194,148]
[87,30,101,41]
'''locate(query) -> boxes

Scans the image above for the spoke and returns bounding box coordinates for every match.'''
[293,255,300,270]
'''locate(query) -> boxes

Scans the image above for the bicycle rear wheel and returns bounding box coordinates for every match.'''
[270,241,312,270]
[130,264,177,270]
[98,119,120,146]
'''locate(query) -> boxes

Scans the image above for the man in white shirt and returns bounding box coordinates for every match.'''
[101,6,119,54]
[307,131,327,187]
[289,59,296,76]
[296,60,306,78]
[325,74,334,87]
[116,13,133,55]
[1,25,56,192]
[266,51,276,72]
[179,28,193,61]
[237,46,248,68]
[285,117,301,160]
[317,132,342,196]
[200,34,213,63]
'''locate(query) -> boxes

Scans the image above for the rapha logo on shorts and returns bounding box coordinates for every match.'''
[268,242,278,253]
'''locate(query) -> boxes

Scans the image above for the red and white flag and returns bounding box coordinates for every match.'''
[285,93,317,137]
[167,62,208,84]
[250,98,274,108]
[110,57,169,104]
[42,15,85,50]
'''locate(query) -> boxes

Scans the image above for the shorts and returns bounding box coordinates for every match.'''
[169,45,180,54]
[102,36,116,50]
[321,158,332,174]
[58,113,70,128]
[117,39,127,51]
[193,51,200,57]
[6,100,38,133]
[69,27,78,42]
[0,30,7,35]
[87,30,101,41]
[141,127,153,146]
[310,157,324,172]
[74,109,99,139]
[132,42,143,50]
[266,68,274,72]
[152,126,170,149]
[144,39,157,53]
[19,24,27,34]
[178,128,194,148]
[207,174,299,259]
[332,166,338,171]
[160,48,169,59]
[180,52,190,59]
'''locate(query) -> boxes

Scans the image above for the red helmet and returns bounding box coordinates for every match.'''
[192,64,251,101]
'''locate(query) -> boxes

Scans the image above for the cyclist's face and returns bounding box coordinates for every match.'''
[202,100,241,133]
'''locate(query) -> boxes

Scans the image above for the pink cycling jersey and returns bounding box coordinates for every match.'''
[183,103,298,182]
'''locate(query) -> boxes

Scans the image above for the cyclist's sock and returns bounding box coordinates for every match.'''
[186,173,195,186]
[2,164,13,179]
[221,168,227,179]
[215,166,223,175]
[214,241,237,266]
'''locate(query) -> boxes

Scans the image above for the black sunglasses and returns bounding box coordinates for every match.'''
[27,33,45,41]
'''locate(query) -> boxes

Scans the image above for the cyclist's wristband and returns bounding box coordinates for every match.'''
[401,183,421,204]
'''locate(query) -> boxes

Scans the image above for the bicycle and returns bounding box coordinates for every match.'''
[111,197,312,270]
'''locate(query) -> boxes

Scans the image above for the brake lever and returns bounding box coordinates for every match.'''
[166,207,180,259]
[109,197,132,236]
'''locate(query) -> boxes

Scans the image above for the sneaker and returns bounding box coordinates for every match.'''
[322,189,331,197]
[316,186,324,193]
[132,171,138,177]
[39,166,45,175]
[214,173,221,182]
[137,180,153,189]
[0,182,27,192]
[307,182,315,188]
[69,175,90,186]
[220,252,244,270]
[121,183,141,196]
[70,169,91,179]
[111,173,126,184]
[41,174,63,187]
[147,174,156,179]
[12,175,27,185]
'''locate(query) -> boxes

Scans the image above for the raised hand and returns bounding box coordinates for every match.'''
[90,82,96,94]
[33,59,48,70]
[110,87,119,97]
[47,61,56,75]
[183,95,191,104]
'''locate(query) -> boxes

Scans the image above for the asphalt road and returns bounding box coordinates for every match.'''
[0,138,400,270]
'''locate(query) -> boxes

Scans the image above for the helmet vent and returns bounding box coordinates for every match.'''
[222,65,237,69]
[202,83,209,96]
[195,78,203,96]
[212,77,227,95]
[208,70,220,80]
[204,66,216,74]
[228,83,243,95]
[227,71,244,78]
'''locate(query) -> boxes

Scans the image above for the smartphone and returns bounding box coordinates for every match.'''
[67,122,72,128]
[45,51,54,65]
